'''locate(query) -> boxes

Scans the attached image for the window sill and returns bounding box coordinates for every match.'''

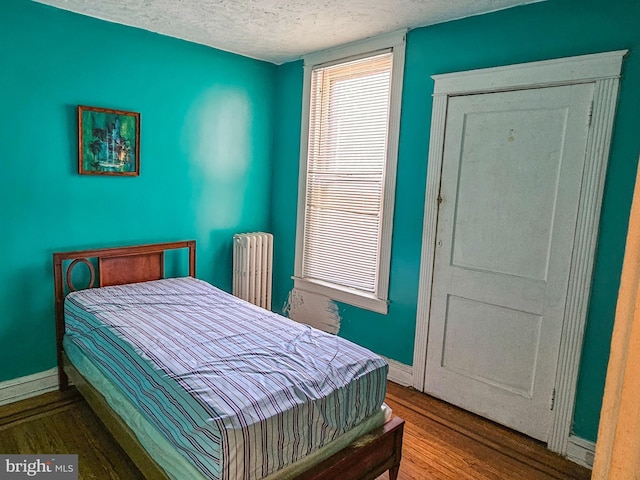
[292,277,389,315]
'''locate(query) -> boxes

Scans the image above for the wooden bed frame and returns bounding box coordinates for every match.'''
[53,240,404,480]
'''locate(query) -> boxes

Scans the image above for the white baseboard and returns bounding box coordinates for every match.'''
[384,357,413,387]
[566,434,595,469]
[0,368,59,407]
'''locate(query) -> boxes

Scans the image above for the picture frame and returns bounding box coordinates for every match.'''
[78,105,140,176]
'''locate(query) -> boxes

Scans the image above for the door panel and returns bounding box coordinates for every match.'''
[450,107,567,281]
[442,295,542,397]
[425,83,594,441]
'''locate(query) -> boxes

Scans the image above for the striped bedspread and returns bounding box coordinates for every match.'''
[63,277,388,480]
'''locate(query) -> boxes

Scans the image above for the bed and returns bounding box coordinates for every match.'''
[53,240,404,480]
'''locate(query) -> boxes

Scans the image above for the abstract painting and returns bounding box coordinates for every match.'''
[78,105,140,176]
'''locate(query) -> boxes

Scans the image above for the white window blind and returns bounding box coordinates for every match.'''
[302,52,393,294]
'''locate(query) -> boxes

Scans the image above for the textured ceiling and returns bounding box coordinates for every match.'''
[33,0,539,64]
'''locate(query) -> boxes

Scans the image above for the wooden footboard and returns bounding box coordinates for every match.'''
[297,416,404,480]
[53,241,404,480]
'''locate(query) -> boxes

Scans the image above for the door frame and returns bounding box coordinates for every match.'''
[412,50,627,455]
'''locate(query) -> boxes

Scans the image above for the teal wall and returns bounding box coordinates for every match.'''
[3,0,639,446]
[0,0,275,381]
[270,0,640,442]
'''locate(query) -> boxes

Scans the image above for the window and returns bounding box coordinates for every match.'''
[293,31,406,314]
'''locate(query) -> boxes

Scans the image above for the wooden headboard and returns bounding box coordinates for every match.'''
[53,240,196,389]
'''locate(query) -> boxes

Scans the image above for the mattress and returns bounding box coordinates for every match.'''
[64,343,390,480]
[63,277,388,480]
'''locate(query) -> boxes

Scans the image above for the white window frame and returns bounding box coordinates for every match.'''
[293,30,406,314]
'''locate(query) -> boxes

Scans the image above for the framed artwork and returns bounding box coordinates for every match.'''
[78,105,140,176]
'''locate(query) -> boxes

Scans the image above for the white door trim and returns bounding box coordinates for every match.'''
[413,50,627,454]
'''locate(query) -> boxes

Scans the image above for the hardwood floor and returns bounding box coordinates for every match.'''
[0,383,591,479]
[382,382,590,480]
[0,388,144,479]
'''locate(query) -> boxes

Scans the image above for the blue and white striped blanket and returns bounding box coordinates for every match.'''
[63,277,388,480]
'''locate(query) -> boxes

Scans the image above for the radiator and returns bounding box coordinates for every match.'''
[233,232,273,309]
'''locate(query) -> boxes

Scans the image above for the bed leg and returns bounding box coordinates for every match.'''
[389,464,400,480]
[58,366,69,391]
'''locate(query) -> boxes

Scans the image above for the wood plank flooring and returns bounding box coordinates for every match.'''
[0,382,591,479]
[382,382,590,480]
[0,388,145,479]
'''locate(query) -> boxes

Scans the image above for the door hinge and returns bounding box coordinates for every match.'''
[587,101,594,127]
[550,388,556,411]
[437,194,443,205]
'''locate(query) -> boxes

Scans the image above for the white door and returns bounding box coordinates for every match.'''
[425,83,594,441]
